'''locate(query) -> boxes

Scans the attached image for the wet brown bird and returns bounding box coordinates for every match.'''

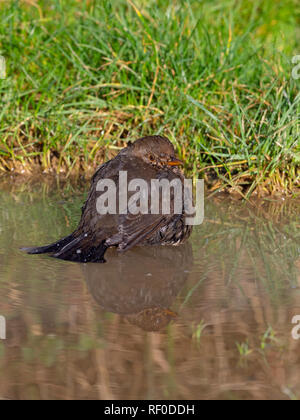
[24,136,193,263]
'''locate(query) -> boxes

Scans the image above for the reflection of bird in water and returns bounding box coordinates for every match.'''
[83,243,193,331]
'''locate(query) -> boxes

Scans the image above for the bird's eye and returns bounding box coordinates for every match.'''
[149,154,155,161]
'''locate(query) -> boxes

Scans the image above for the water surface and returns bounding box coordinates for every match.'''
[0,178,299,400]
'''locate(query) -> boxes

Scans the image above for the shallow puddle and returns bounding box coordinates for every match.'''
[0,180,299,400]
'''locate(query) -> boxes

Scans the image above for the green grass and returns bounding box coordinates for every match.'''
[0,0,299,195]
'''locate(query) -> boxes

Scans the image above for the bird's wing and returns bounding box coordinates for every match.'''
[78,159,121,238]
[114,212,171,251]
[78,156,181,250]
[106,161,180,251]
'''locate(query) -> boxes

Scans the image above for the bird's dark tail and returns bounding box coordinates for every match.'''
[22,233,108,263]
[21,233,75,255]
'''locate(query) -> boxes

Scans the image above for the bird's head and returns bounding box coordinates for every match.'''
[127,136,184,170]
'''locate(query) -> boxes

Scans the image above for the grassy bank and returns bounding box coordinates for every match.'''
[0,0,299,196]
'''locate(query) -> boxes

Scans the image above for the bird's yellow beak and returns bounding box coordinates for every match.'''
[166,157,184,167]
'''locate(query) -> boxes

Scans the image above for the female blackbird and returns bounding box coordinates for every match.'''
[23,136,193,262]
